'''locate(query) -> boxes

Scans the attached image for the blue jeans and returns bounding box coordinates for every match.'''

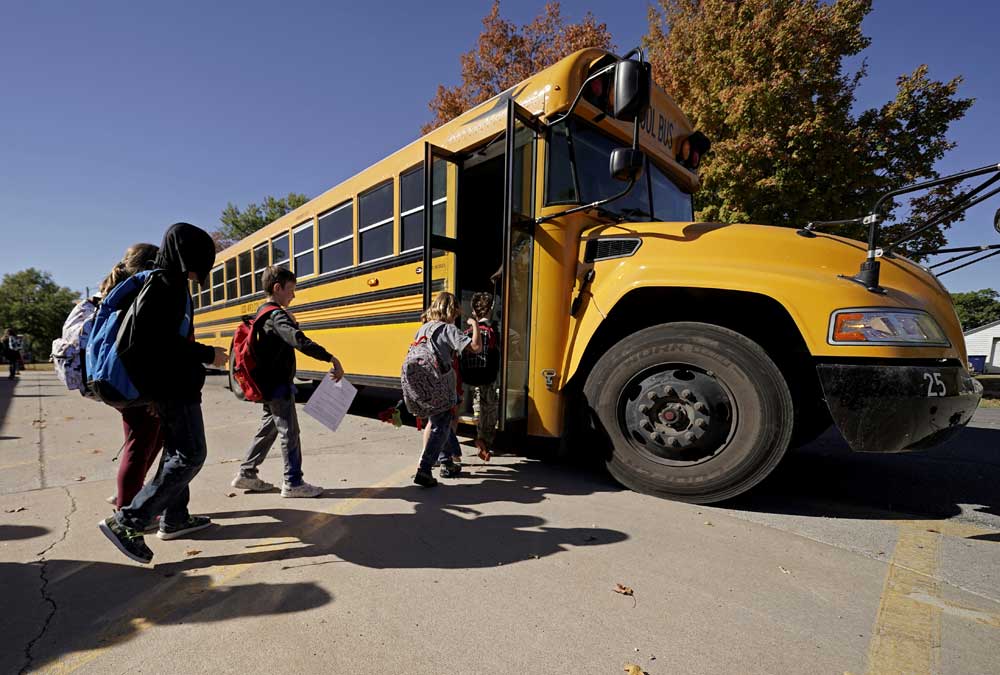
[419,410,460,471]
[239,396,303,487]
[116,400,207,530]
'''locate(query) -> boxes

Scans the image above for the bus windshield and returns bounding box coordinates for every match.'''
[546,117,694,222]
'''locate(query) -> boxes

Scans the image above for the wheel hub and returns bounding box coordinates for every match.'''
[620,366,734,464]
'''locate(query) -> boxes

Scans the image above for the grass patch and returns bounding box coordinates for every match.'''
[980,398,1000,408]
[24,363,54,371]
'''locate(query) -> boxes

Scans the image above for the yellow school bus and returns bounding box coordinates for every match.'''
[195,47,986,503]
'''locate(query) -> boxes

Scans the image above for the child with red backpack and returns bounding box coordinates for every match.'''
[230,265,344,498]
[461,292,500,462]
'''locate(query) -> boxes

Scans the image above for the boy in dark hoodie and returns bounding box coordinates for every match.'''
[98,222,227,565]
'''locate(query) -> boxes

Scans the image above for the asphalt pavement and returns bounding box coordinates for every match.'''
[1,370,998,674]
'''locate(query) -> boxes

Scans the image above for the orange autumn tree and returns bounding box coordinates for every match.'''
[422,1,614,134]
[645,0,973,256]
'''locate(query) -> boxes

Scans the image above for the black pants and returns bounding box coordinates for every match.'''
[116,399,207,530]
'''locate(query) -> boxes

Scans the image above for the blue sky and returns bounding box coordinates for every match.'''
[1,0,997,295]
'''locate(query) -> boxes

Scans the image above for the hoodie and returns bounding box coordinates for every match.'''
[121,223,217,402]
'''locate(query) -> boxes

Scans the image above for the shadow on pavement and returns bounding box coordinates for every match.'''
[0,524,50,541]
[728,423,1000,522]
[161,460,628,573]
[2,558,331,674]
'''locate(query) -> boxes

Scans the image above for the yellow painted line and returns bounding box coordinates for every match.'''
[863,519,999,675]
[42,464,414,675]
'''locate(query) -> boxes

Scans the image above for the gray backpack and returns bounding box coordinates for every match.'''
[401,324,454,418]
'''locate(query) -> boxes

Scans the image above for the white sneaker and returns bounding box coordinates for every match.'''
[231,475,275,492]
[281,482,323,498]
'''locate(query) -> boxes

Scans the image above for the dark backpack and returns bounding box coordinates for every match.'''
[230,303,281,402]
[459,322,500,385]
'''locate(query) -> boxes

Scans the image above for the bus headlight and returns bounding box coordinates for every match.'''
[829,309,950,346]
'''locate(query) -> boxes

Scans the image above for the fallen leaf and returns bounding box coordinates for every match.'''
[64,416,75,421]
[624,664,645,675]
[219,458,240,464]
[90,449,102,454]
[614,583,634,596]
[704,521,714,526]
[226,492,236,498]
[4,507,26,513]
[185,549,202,557]
[75,476,86,481]
[779,566,791,574]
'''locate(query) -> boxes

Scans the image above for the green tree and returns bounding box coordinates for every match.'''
[645,0,974,257]
[0,269,79,360]
[422,1,614,134]
[951,289,1000,331]
[213,192,309,251]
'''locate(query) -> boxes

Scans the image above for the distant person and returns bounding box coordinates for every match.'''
[98,223,227,565]
[97,244,165,520]
[231,265,344,498]
[403,291,481,487]
[2,329,17,380]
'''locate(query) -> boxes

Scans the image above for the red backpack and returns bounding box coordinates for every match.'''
[231,303,281,402]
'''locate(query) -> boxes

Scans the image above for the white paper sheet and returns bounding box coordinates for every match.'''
[302,376,357,433]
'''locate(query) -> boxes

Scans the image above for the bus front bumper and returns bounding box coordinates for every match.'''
[816,363,982,453]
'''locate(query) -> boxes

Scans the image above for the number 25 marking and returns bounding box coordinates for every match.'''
[923,372,946,397]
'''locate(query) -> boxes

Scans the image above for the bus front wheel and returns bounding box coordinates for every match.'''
[583,322,793,504]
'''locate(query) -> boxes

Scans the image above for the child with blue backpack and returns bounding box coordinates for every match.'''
[97,223,227,564]
[95,244,165,517]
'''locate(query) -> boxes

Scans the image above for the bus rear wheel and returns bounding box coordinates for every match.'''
[583,322,793,504]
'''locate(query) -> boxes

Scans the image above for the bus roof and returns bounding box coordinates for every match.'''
[216,48,698,259]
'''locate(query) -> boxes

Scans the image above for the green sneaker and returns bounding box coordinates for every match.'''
[98,516,153,564]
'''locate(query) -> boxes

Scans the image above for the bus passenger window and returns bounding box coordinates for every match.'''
[400,167,424,252]
[272,233,290,271]
[199,280,210,308]
[190,280,199,309]
[253,243,268,291]
[210,266,224,304]
[225,259,237,299]
[293,222,314,278]
[359,182,393,263]
[238,251,252,296]
[319,201,353,273]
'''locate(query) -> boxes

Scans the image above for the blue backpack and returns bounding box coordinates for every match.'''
[85,270,157,408]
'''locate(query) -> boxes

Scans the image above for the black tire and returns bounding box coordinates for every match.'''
[583,322,793,503]
[227,345,246,401]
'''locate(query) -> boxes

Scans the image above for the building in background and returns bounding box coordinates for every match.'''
[965,319,1000,374]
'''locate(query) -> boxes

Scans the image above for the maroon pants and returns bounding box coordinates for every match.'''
[115,405,164,509]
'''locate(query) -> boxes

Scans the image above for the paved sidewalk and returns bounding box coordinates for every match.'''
[2,371,998,674]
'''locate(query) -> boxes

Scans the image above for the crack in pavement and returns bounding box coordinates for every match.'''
[35,374,48,490]
[19,485,77,675]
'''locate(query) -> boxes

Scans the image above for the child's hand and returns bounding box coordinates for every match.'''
[329,357,344,382]
[467,317,477,328]
[212,347,228,368]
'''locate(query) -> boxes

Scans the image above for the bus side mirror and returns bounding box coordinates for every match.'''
[613,59,651,123]
[994,207,1000,234]
[610,147,645,182]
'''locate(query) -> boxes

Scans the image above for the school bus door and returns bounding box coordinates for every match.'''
[499,100,541,432]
